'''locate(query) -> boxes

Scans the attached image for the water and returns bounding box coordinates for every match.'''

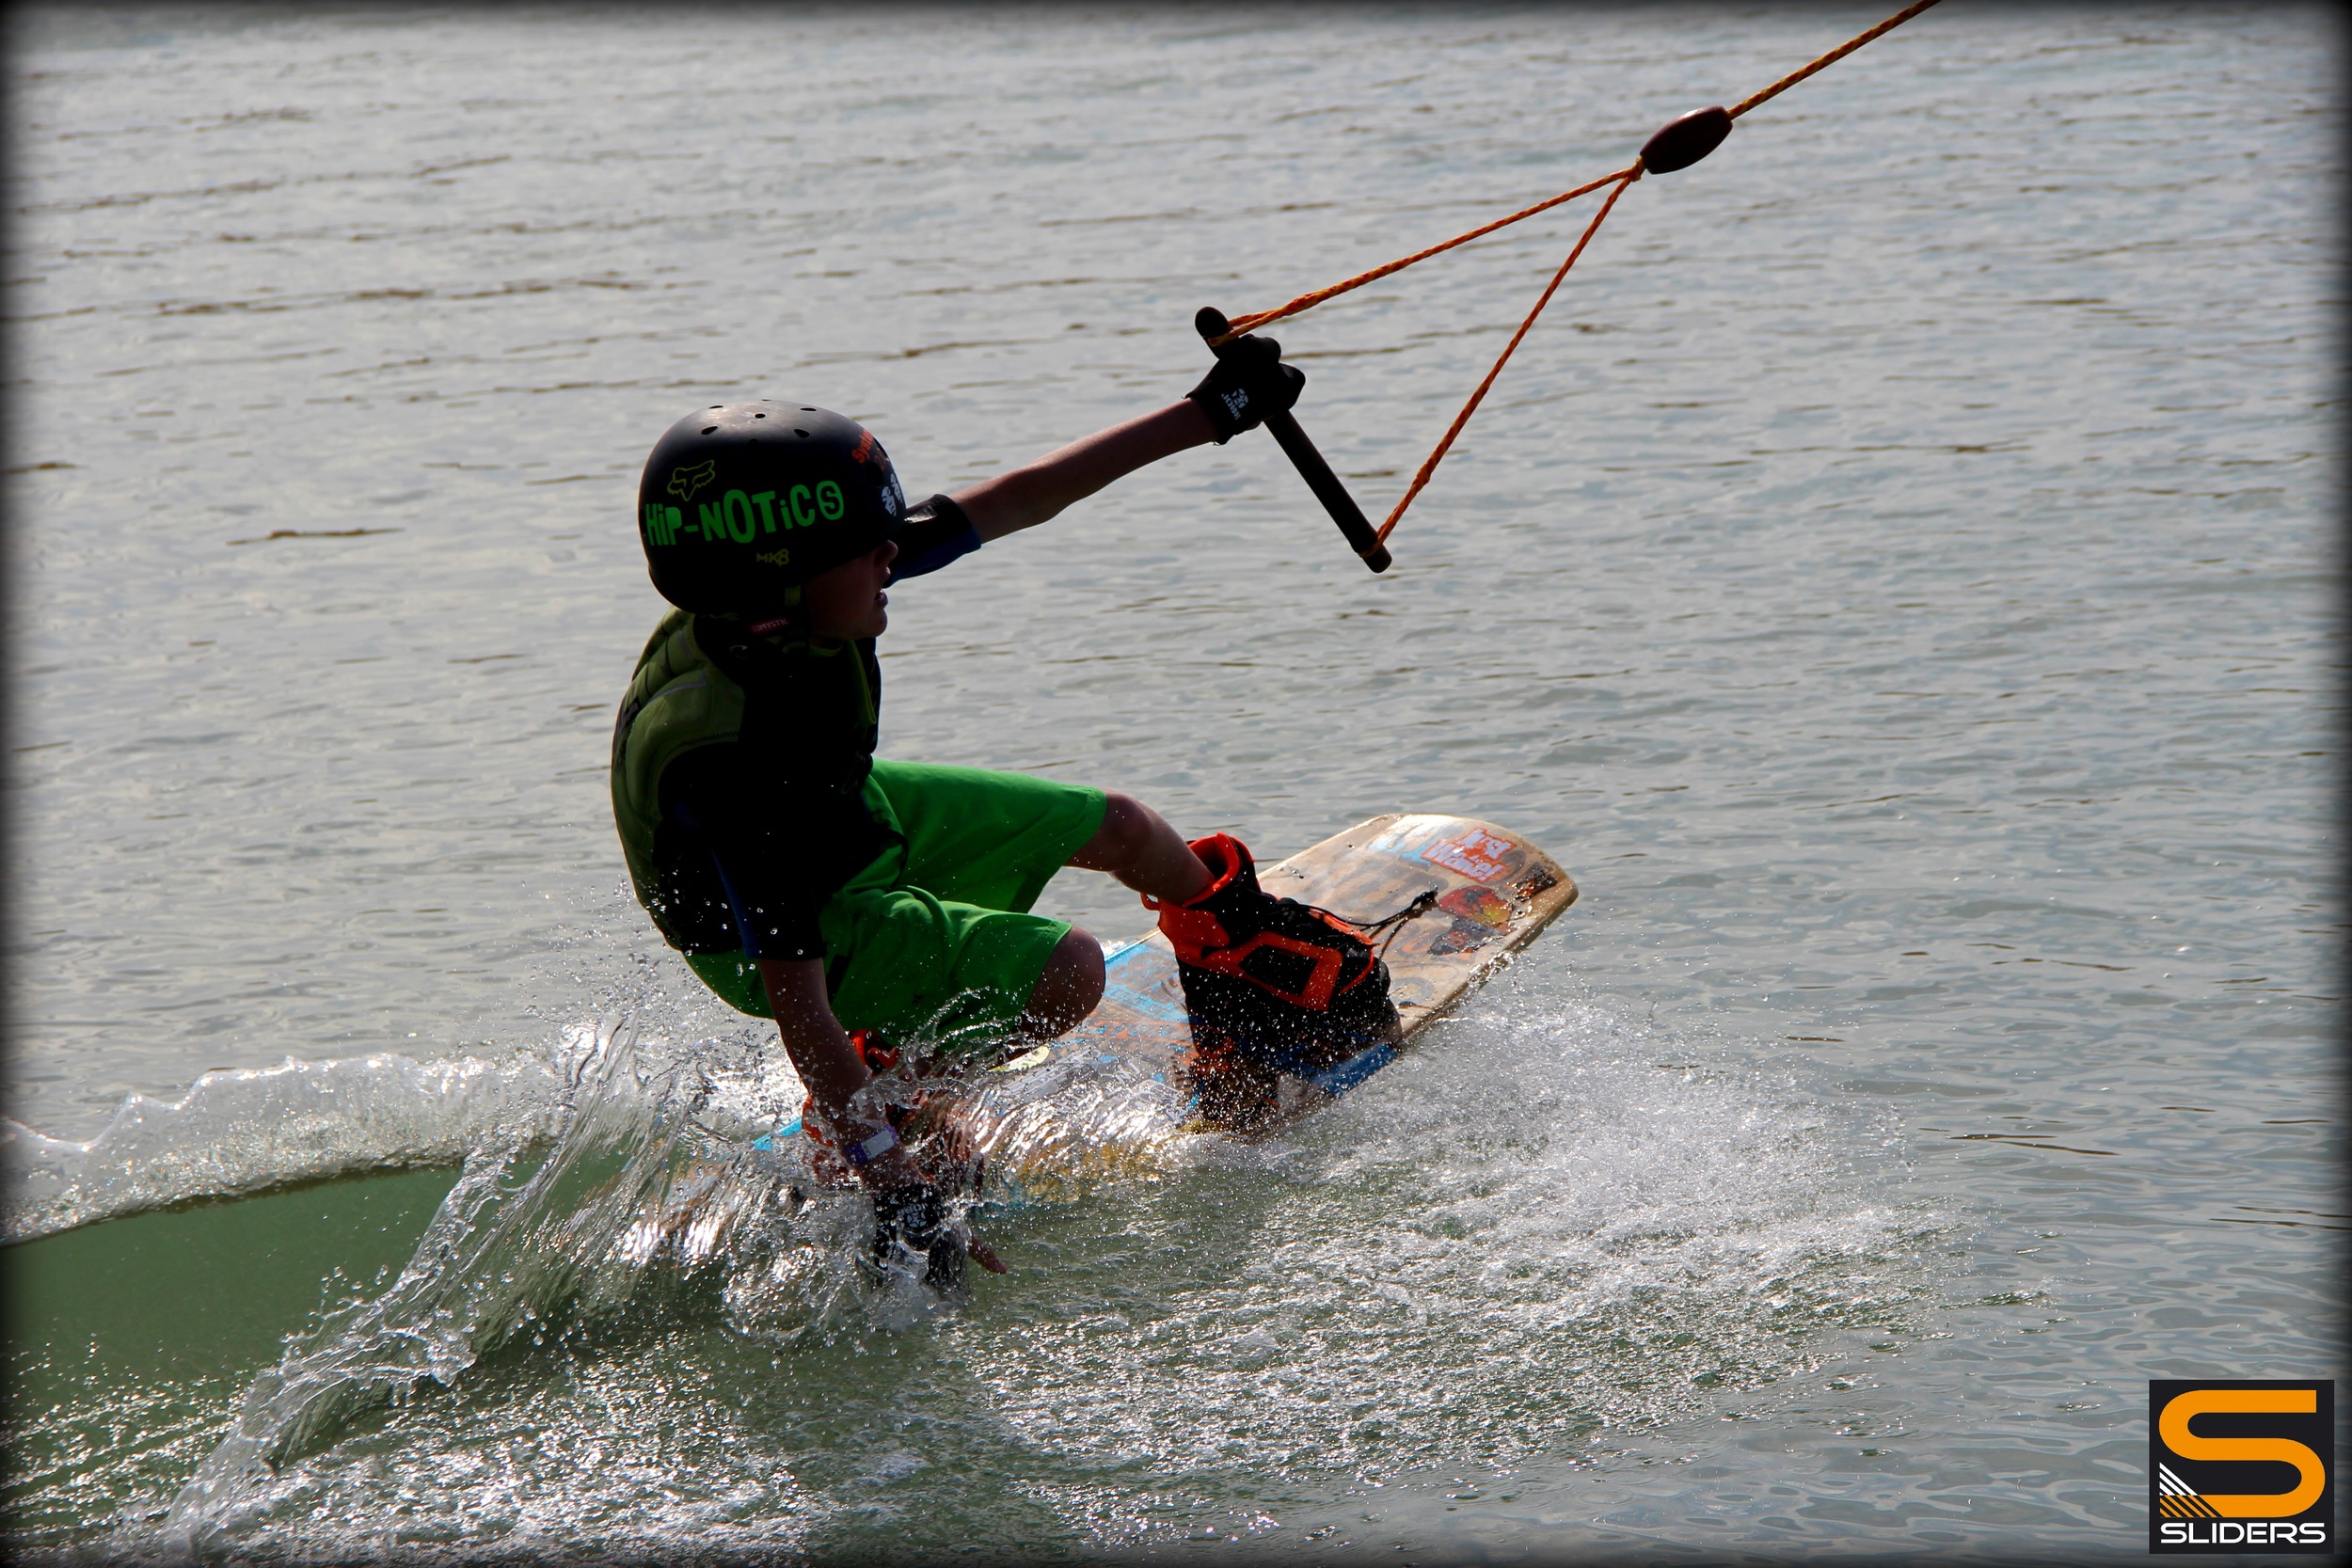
[6,5,2339,1560]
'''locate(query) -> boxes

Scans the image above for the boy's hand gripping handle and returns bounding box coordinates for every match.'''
[1195,308,1392,574]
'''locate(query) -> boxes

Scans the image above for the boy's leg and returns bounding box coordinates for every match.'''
[997,789,1204,1048]
[829,761,1117,1061]
[1105,815,1402,1129]
[874,760,1106,911]
[1016,927,1107,1043]
[824,769,1215,1059]
[1064,791,1213,904]
[1009,792,1211,1043]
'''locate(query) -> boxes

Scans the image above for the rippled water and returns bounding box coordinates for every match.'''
[7,5,2340,1562]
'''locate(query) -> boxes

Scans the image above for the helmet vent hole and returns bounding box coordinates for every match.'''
[701,426,718,436]
[793,428,810,437]
[800,406,815,412]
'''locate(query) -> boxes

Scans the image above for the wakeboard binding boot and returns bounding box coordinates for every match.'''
[1147,833,1401,1131]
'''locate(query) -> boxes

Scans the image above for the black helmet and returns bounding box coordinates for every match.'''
[636,401,906,614]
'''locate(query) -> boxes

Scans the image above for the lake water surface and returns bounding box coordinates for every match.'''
[6,6,2341,1562]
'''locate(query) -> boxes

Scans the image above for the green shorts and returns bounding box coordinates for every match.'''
[685,759,1107,1059]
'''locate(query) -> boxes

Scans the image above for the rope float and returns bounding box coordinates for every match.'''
[1200,0,1946,572]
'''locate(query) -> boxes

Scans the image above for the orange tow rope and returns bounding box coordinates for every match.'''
[1377,166,1640,545]
[1207,0,1945,551]
[1210,164,1642,345]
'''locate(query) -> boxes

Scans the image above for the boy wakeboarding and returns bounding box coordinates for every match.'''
[611,336,1400,1291]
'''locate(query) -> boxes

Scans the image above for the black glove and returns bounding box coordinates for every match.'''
[1186,333,1305,444]
[867,1183,967,1296]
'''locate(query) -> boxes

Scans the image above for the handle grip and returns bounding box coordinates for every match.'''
[1196,307,1391,574]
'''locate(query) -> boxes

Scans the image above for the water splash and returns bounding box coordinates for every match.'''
[955,994,1928,1496]
[56,991,1927,1562]
[143,1015,983,1558]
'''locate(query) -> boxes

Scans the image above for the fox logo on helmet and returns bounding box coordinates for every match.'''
[666,461,718,505]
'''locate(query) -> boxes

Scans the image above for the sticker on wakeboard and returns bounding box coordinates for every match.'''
[1416,825,1517,882]
[1429,920,1496,956]
[1438,884,1518,928]
[1101,942,1189,1024]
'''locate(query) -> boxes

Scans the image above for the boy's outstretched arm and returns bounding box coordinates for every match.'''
[951,402,1216,542]
[950,335,1304,541]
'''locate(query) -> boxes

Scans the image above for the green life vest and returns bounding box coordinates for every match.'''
[609,608,882,955]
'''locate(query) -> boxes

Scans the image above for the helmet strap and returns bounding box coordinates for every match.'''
[747,584,804,637]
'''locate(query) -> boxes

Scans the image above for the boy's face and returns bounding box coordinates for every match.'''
[800,541,898,641]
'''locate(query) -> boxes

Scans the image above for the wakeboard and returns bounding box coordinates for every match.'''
[770,813,1576,1197]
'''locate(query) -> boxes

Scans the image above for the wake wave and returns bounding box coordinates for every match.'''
[150,1018,993,1557]
[160,1021,703,1554]
[1,1047,576,1244]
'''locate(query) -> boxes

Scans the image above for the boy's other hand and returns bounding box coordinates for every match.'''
[870,1182,969,1295]
[1187,334,1305,443]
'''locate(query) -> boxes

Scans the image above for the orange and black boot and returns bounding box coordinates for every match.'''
[1145,833,1400,1129]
